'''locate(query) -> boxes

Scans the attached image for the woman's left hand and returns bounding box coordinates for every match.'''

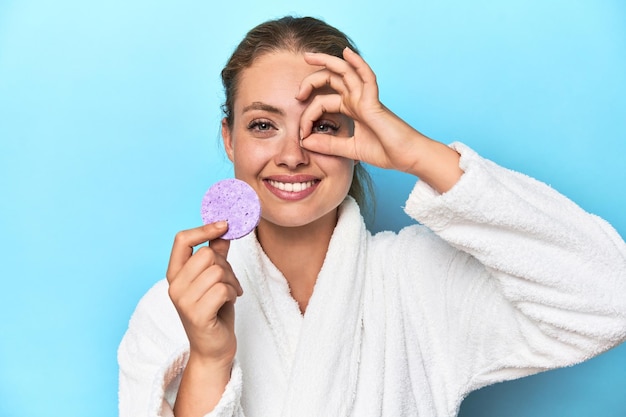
[297,48,419,172]
[297,48,463,193]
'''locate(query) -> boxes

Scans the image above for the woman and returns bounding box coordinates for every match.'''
[118,16,626,417]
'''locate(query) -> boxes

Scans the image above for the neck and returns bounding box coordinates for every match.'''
[256,209,338,313]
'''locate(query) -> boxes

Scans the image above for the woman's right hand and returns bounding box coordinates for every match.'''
[166,221,242,368]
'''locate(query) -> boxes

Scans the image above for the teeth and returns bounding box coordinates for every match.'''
[268,180,315,192]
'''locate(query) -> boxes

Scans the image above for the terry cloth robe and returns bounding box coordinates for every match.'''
[118,143,626,417]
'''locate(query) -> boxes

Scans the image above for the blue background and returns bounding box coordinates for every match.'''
[1,1,625,416]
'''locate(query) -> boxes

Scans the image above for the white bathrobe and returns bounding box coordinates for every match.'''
[118,143,626,417]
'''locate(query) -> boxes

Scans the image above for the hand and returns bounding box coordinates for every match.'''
[166,221,242,367]
[297,48,462,192]
[297,47,420,172]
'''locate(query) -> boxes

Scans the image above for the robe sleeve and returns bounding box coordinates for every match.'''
[400,142,626,399]
[118,279,245,417]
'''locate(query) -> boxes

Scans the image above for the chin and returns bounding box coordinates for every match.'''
[266,216,317,229]
[262,206,339,229]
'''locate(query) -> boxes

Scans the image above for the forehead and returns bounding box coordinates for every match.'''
[235,52,323,109]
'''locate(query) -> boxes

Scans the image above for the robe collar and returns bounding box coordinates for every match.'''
[231,197,368,416]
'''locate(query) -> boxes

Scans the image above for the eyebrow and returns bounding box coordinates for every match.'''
[241,101,285,116]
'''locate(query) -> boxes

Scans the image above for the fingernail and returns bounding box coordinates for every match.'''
[215,221,228,228]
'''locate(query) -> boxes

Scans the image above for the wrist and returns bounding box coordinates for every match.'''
[174,353,233,416]
[186,351,233,386]
[407,139,463,193]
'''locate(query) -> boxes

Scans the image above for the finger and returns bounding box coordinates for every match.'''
[170,263,243,323]
[300,132,357,160]
[178,263,243,308]
[200,264,242,299]
[218,301,235,330]
[342,48,376,84]
[173,241,241,295]
[298,53,362,98]
[166,221,228,283]
[302,50,357,79]
[296,69,350,102]
[168,246,221,304]
[209,238,230,260]
[200,257,243,296]
[179,283,239,336]
[299,93,344,140]
[209,241,241,296]
[195,282,239,322]
[170,242,238,304]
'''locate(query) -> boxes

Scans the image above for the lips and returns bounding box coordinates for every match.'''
[263,176,320,200]
[267,179,316,192]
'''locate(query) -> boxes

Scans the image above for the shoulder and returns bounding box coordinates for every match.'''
[366,224,475,294]
[369,223,461,263]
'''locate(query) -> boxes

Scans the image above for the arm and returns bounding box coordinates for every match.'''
[297,48,626,399]
[118,222,246,417]
[118,291,245,417]
[166,222,240,416]
[174,356,232,416]
[401,143,626,394]
[298,47,463,194]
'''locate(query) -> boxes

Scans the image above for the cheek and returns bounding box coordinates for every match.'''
[325,156,356,192]
[343,163,356,191]
[231,140,272,174]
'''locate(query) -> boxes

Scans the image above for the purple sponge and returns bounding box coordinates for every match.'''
[200,178,261,240]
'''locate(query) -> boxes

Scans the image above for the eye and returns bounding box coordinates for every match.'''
[248,119,275,131]
[312,120,340,134]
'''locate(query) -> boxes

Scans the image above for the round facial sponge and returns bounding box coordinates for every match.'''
[200,178,261,240]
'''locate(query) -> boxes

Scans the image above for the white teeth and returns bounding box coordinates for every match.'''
[268,180,315,192]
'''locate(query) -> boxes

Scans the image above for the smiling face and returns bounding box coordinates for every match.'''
[222,51,355,231]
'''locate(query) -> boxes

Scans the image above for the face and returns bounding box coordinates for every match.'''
[222,51,355,230]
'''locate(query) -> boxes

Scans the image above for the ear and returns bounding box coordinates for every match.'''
[221,118,235,162]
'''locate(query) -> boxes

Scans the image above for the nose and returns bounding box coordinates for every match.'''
[276,130,309,169]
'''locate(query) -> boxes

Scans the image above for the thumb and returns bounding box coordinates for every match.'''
[300,133,357,160]
[209,237,231,259]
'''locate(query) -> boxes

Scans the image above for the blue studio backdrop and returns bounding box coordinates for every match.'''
[0,1,625,416]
